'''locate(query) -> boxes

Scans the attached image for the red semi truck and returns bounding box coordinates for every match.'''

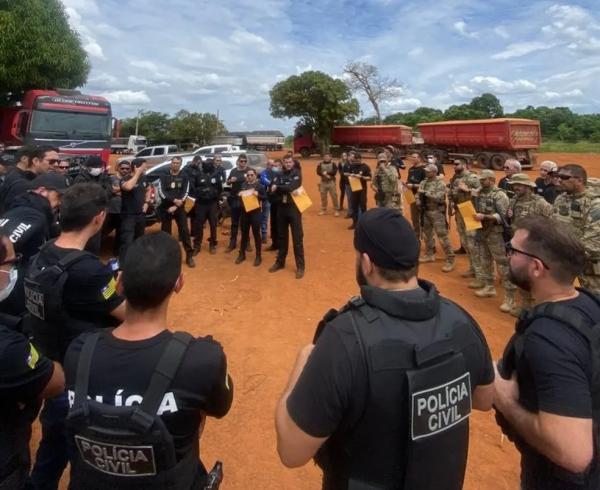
[0,89,112,164]
[417,118,541,169]
[294,124,413,158]
[293,118,541,169]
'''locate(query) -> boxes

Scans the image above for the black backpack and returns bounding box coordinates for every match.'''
[66,331,200,490]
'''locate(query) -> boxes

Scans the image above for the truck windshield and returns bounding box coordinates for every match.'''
[30,110,111,140]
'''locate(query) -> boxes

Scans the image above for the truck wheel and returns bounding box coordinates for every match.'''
[490,153,506,170]
[475,152,491,169]
[300,147,311,158]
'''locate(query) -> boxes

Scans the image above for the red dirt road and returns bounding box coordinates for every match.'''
[43,151,600,489]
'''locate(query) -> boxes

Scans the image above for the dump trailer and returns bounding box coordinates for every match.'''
[417,118,541,169]
[245,131,284,151]
[294,125,413,157]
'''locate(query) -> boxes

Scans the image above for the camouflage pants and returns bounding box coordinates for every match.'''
[423,210,454,258]
[475,229,516,290]
[319,180,338,211]
[455,210,478,272]
[380,193,402,213]
[410,202,421,237]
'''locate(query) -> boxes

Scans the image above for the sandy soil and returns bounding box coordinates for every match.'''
[36,150,600,489]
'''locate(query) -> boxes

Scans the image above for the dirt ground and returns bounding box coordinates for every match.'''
[36,150,600,489]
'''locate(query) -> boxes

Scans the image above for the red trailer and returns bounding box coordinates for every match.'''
[417,118,541,169]
[294,124,412,158]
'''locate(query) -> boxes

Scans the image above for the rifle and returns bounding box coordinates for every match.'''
[418,193,426,240]
[493,198,513,243]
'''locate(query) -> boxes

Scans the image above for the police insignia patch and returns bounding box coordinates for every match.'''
[27,343,40,369]
[101,277,117,300]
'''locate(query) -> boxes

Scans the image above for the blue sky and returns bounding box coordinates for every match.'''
[63,0,600,135]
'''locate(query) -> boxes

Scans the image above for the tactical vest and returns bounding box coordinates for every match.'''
[320,162,336,181]
[314,296,473,490]
[67,331,199,490]
[24,242,96,362]
[195,172,219,202]
[499,289,600,489]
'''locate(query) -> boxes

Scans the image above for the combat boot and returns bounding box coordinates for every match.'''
[419,255,435,263]
[468,279,485,289]
[461,270,475,278]
[475,285,496,298]
[441,259,455,273]
[318,210,326,216]
[499,290,517,313]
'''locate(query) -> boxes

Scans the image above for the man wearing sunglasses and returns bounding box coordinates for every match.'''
[0,145,57,214]
[552,164,600,294]
[495,216,600,490]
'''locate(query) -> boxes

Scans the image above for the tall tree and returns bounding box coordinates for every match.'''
[0,0,90,102]
[469,93,503,118]
[343,61,402,123]
[170,110,226,145]
[270,70,359,151]
[119,111,171,144]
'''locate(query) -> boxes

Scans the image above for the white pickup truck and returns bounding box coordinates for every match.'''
[117,144,181,167]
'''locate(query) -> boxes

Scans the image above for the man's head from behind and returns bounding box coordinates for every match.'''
[121,232,182,310]
[508,216,585,292]
[353,208,420,288]
[60,183,108,234]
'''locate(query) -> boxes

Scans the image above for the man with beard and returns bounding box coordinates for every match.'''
[495,216,600,490]
[275,208,494,489]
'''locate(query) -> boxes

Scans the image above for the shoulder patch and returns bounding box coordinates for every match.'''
[27,343,40,369]
[101,276,117,300]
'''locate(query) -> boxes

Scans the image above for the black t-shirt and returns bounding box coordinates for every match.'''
[407,165,426,194]
[32,243,124,325]
[287,284,494,488]
[64,329,233,461]
[516,292,600,489]
[0,325,53,475]
[120,175,148,215]
[0,167,37,212]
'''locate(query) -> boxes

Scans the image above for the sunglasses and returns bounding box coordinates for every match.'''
[557,174,574,180]
[505,242,549,269]
[47,159,61,165]
[239,160,247,163]
[58,165,70,170]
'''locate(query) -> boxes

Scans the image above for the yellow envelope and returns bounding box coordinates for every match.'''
[184,197,195,213]
[349,175,363,193]
[404,188,416,205]
[241,190,260,212]
[457,201,482,231]
[291,186,312,213]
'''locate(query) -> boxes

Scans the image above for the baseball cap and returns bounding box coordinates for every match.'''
[30,172,68,193]
[354,208,420,270]
[84,155,104,168]
[508,173,536,187]
[479,169,496,180]
[425,163,438,173]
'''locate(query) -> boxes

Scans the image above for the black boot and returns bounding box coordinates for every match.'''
[253,256,262,267]
[186,254,196,268]
[235,253,246,264]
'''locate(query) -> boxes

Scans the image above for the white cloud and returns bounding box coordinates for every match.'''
[127,76,171,89]
[470,76,536,93]
[384,97,422,111]
[408,47,423,57]
[453,20,479,39]
[544,89,583,99]
[493,26,509,39]
[453,85,474,98]
[63,4,105,60]
[100,90,150,105]
[230,30,274,53]
[492,41,553,60]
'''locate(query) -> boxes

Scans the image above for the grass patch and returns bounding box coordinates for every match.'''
[539,140,600,153]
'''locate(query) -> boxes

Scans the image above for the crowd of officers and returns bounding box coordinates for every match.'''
[1,142,600,490]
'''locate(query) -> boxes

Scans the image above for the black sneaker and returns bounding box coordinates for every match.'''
[269,262,284,273]
[192,247,200,257]
[186,255,196,268]
[253,256,262,267]
[235,254,245,264]
[209,246,217,255]
[295,269,305,279]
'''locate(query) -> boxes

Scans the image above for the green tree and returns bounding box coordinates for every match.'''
[557,123,579,143]
[384,107,444,126]
[119,111,171,144]
[470,93,503,118]
[270,70,359,151]
[169,110,226,146]
[0,0,89,101]
[443,103,487,120]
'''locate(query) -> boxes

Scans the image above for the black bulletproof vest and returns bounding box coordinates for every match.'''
[23,242,95,363]
[67,331,198,490]
[499,289,600,489]
[316,296,473,490]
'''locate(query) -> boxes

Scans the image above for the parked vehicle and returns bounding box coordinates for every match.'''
[212,133,245,147]
[212,131,284,151]
[118,144,181,167]
[191,144,240,157]
[0,88,112,164]
[111,135,147,154]
[294,125,412,158]
[417,118,540,169]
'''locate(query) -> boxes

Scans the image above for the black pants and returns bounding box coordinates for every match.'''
[192,200,218,249]
[119,214,145,262]
[269,201,280,248]
[339,178,347,210]
[228,199,241,248]
[160,205,193,254]
[240,209,262,258]
[351,189,367,224]
[276,203,305,270]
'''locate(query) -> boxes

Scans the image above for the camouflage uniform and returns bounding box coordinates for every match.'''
[317,160,339,213]
[474,185,516,295]
[417,177,454,268]
[553,183,600,293]
[448,170,480,274]
[374,164,401,212]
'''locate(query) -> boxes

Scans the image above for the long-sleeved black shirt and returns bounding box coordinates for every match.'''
[272,168,302,204]
[157,171,190,207]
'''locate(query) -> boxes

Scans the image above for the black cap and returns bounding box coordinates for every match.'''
[84,155,104,168]
[354,208,420,269]
[30,172,68,192]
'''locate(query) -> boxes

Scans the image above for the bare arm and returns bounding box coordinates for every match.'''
[40,362,65,399]
[472,383,494,411]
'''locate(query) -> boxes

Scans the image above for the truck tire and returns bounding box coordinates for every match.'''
[300,147,311,158]
[475,152,491,169]
[490,153,507,170]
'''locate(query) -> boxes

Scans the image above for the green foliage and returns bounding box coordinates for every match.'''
[284,135,293,148]
[590,131,600,144]
[469,93,503,118]
[119,111,172,144]
[0,0,89,101]
[384,107,444,126]
[539,139,600,153]
[270,70,359,150]
[557,123,579,143]
[169,110,226,146]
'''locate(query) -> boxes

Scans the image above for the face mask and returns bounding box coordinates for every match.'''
[89,167,102,177]
[427,158,434,163]
[0,267,18,302]
[272,167,282,173]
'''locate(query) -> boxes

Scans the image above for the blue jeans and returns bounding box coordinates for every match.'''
[30,392,70,490]
[260,200,270,239]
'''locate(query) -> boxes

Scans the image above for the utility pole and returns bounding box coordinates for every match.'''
[135,109,141,136]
